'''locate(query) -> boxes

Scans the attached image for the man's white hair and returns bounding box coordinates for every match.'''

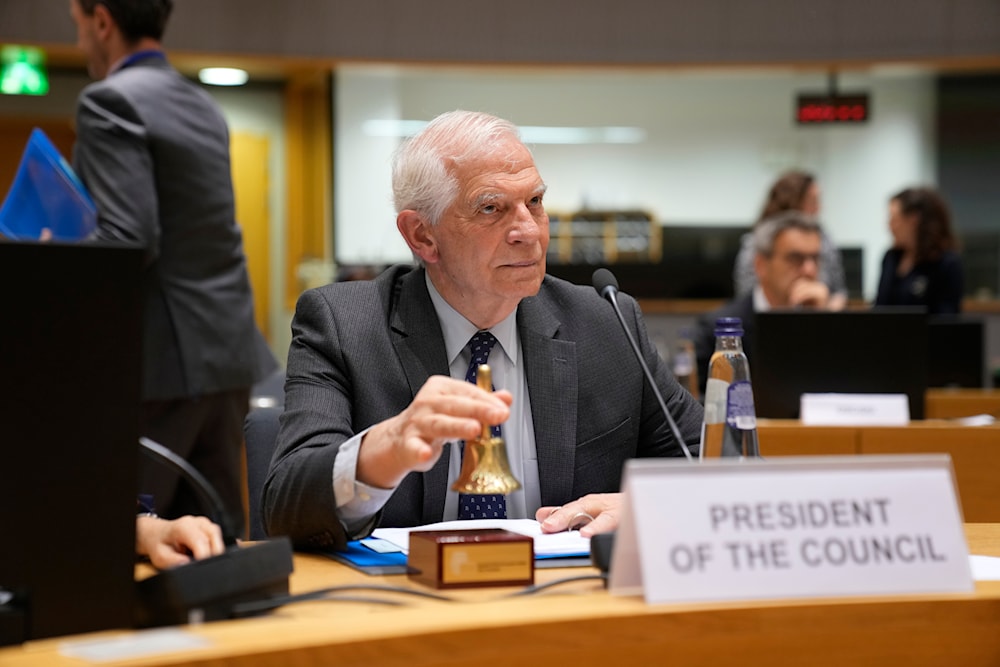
[391,110,526,227]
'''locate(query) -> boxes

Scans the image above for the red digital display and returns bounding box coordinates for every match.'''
[796,94,870,124]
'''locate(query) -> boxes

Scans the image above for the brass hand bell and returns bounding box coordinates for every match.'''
[451,364,521,495]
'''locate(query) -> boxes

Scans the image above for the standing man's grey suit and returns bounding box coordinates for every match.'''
[72,50,274,524]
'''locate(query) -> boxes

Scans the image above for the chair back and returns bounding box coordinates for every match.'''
[244,406,282,540]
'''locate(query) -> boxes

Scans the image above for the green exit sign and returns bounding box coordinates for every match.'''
[1,45,50,96]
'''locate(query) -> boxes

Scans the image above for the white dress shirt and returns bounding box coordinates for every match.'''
[332,274,539,536]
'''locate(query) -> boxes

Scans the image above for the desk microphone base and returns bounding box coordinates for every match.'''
[135,537,294,628]
[590,532,615,574]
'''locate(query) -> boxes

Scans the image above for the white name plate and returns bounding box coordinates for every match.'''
[800,393,910,425]
[609,455,973,604]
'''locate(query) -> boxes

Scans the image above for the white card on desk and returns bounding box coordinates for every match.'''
[609,455,973,604]
[800,393,910,425]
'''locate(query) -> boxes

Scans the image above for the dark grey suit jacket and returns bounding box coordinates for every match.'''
[263,265,703,550]
[72,54,272,399]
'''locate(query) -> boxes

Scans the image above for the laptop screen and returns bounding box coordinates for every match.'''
[751,309,928,420]
[927,315,984,388]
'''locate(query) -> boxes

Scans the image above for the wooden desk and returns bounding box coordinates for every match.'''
[756,420,861,456]
[859,423,1000,522]
[759,420,1000,522]
[926,388,1000,419]
[4,525,1000,667]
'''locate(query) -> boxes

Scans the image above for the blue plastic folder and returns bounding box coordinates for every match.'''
[0,128,97,241]
[327,539,591,576]
[328,541,409,575]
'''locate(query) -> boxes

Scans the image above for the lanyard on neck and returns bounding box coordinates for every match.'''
[114,49,166,73]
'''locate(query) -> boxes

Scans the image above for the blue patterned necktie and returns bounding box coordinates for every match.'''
[457,331,508,520]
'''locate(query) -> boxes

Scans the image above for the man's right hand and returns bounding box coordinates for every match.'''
[356,375,512,489]
[136,515,225,569]
[787,277,830,308]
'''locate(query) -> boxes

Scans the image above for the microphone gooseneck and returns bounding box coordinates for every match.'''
[591,268,695,461]
[138,436,241,545]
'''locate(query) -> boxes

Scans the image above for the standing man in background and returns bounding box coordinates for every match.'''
[69,0,275,527]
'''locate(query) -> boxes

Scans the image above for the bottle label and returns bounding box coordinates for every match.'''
[703,378,728,425]
[726,380,757,430]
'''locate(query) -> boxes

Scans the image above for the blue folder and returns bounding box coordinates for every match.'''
[0,128,97,241]
[327,540,591,575]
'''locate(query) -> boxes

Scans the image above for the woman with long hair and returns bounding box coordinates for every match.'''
[875,186,963,313]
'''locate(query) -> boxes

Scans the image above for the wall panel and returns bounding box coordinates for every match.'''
[2,0,998,66]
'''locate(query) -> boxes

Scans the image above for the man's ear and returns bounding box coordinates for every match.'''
[753,252,767,281]
[92,3,116,40]
[397,210,439,264]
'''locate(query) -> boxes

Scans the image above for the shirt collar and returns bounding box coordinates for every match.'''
[107,49,166,76]
[425,273,519,367]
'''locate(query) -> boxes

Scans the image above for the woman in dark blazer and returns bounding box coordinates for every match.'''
[875,186,963,314]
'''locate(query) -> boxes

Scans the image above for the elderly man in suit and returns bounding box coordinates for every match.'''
[70,0,274,526]
[263,110,702,550]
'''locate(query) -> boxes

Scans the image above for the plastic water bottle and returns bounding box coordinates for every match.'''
[700,317,760,459]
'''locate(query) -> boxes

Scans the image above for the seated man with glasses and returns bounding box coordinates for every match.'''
[694,211,842,396]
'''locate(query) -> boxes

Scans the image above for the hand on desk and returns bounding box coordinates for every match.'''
[358,375,512,489]
[136,515,225,569]
[537,493,621,538]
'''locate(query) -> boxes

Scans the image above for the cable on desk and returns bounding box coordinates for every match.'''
[230,574,610,617]
[500,573,607,598]
[231,593,402,617]
[230,584,456,617]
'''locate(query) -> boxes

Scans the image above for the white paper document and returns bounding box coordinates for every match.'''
[970,554,1000,581]
[60,629,210,662]
[372,518,590,557]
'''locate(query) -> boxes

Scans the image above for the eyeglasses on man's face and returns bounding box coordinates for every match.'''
[778,251,821,268]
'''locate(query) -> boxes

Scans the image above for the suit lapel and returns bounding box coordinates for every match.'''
[518,287,578,506]
[389,268,453,522]
[390,269,449,392]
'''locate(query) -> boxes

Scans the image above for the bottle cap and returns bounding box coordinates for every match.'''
[714,316,743,337]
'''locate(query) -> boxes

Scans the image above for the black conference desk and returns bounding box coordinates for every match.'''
[3,524,1000,667]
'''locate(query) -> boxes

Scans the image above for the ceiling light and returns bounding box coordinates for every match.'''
[198,67,249,86]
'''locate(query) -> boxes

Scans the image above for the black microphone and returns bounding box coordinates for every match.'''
[135,437,293,627]
[592,268,695,461]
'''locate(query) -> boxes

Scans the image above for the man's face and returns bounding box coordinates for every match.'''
[756,228,822,307]
[69,0,111,80]
[422,137,549,327]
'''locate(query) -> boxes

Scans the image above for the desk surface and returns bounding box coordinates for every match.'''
[926,388,1000,419]
[4,525,1000,667]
